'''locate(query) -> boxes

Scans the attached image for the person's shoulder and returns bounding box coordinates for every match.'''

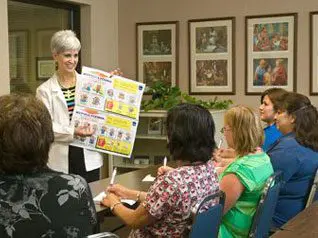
[37,74,57,91]
[50,173,89,188]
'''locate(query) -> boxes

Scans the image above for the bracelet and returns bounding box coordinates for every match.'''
[110,201,121,213]
[136,191,141,202]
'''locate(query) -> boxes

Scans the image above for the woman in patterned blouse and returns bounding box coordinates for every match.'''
[101,103,220,237]
[0,94,97,238]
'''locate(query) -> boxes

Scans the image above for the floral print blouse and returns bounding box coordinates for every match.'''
[129,161,219,238]
[0,168,97,238]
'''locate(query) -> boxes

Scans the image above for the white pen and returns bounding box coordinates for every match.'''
[163,156,167,167]
[218,139,223,149]
[110,167,117,186]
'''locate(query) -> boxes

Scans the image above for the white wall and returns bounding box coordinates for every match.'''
[0,0,10,95]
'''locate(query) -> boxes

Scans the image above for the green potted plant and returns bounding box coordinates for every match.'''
[141,81,233,111]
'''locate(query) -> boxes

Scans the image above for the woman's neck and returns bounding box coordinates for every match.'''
[57,70,76,88]
[267,121,275,126]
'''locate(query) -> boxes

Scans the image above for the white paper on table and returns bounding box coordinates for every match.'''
[142,174,156,182]
[93,191,136,206]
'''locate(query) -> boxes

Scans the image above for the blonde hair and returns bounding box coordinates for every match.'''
[224,105,264,156]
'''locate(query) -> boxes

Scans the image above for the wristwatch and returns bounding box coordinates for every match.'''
[110,201,121,212]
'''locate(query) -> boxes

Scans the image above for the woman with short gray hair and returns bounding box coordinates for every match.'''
[36,29,102,182]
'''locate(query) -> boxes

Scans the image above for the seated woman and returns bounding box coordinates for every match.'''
[267,92,318,228]
[101,103,219,237]
[0,94,97,238]
[214,88,287,171]
[259,88,287,152]
[219,106,274,237]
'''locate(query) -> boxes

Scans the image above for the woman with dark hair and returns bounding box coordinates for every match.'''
[101,103,219,237]
[267,92,318,228]
[259,87,287,152]
[0,94,97,237]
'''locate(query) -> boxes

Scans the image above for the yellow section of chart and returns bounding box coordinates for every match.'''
[113,77,138,94]
[106,115,132,131]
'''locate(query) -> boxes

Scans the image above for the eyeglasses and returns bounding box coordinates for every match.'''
[220,126,231,134]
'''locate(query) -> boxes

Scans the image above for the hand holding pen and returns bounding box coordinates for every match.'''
[157,156,173,176]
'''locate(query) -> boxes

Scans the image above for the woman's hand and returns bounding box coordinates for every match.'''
[101,192,120,207]
[107,184,133,199]
[213,148,236,166]
[74,125,95,137]
[110,68,123,76]
[157,166,173,176]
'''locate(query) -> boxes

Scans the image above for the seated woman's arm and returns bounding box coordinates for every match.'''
[102,193,155,229]
[220,173,245,214]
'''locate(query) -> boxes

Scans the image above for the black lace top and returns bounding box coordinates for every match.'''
[0,168,97,237]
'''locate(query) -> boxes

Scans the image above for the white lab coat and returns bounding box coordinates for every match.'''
[36,72,103,174]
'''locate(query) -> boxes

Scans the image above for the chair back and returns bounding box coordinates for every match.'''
[306,168,318,208]
[189,190,225,238]
[248,171,282,238]
[85,232,120,238]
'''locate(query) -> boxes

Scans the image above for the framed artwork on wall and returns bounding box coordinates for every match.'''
[136,21,178,92]
[245,13,297,95]
[310,12,318,95]
[147,118,162,135]
[36,57,55,80]
[188,17,235,95]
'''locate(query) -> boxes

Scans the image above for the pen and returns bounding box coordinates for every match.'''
[163,156,167,167]
[110,167,117,186]
[218,139,223,149]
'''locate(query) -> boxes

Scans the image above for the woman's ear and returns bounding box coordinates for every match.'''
[290,114,296,124]
[52,52,58,61]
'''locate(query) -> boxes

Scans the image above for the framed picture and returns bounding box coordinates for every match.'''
[147,118,162,135]
[245,13,297,95]
[8,30,29,82]
[188,17,235,94]
[310,12,318,95]
[36,57,55,80]
[136,21,178,91]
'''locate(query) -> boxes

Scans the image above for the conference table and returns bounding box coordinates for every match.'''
[271,201,318,237]
[89,165,160,221]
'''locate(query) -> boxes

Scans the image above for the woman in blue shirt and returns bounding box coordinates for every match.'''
[267,92,318,228]
[259,88,287,152]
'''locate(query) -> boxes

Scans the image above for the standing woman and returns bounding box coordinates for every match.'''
[36,30,102,182]
[259,88,287,152]
[268,92,318,228]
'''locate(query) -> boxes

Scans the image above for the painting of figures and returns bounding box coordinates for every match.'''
[143,62,172,87]
[196,60,228,86]
[253,22,289,51]
[195,26,228,53]
[253,58,288,86]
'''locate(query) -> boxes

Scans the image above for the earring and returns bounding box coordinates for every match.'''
[55,61,58,70]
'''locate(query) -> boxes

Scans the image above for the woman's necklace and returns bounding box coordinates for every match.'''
[57,71,76,99]
[57,71,76,89]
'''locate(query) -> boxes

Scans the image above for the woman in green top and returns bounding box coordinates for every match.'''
[219,106,274,238]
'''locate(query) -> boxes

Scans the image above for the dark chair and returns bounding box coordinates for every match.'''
[85,232,120,238]
[248,171,282,238]
[189,190,225,238]
[305,168,318,208]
